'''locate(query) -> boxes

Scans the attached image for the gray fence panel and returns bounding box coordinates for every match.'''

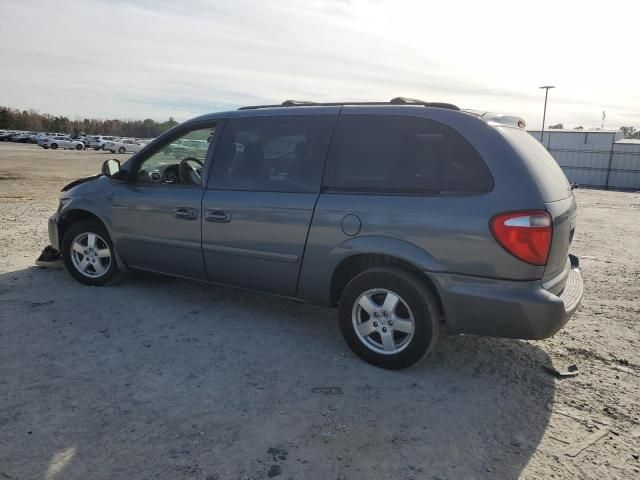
[559,166,609,187]
[610,154,640,172]
[552,150,611,169]
[530,132,640,191]
[607,171,640,190]
[610,143,640,173]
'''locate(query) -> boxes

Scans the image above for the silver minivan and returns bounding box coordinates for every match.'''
[48,98,584,369]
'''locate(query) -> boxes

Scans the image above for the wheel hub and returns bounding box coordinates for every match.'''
[351,288,415,355]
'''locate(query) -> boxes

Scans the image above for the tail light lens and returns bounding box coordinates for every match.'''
[490,211,552,266]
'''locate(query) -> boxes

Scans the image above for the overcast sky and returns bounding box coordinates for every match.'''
[1,0,638,128]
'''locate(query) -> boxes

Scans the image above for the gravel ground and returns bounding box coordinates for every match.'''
[0,143,639,479]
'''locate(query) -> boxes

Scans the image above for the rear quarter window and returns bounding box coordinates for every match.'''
[323,115,493,194]
[499,127,573,201]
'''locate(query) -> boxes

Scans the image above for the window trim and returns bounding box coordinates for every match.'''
[320,186,494,197]
[320,113,495,196]
[125,119,223,189]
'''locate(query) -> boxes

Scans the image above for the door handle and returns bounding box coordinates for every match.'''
[173,207,198,220]
[205,209,231,223]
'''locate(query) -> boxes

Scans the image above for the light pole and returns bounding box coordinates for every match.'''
[539,85,555,146]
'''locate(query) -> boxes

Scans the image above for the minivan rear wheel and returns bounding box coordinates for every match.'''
[338,267,440,370]
[61,219,120,286]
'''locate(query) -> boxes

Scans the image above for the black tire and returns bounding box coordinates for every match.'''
[61,219,120,286]
[118,147,126,154]
[75,143,83,150]
[94,147,100,151]
[338,267,440,370]
[50,143,58,150]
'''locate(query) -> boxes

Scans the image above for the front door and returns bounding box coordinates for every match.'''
[111,122,219,280]
[202,113,337,296]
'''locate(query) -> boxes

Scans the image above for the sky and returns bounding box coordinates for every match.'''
[0,0,638,128]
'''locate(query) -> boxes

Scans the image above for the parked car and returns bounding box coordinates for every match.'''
[40,135,85,150]
[47,97,584,369]
[168,139,209,158]
[89,136,116,150]
[103,138,145,154]
[0,131,22,141]
[10,131,36,143]
[27,133,38,143]
[1,131,19,141]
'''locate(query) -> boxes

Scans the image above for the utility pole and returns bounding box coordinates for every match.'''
[539,85,555,147]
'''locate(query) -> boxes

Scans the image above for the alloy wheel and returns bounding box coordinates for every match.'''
[70,232,111,278]
[352,288,415,355]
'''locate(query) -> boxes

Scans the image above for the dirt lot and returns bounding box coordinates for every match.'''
[0,142,639,479]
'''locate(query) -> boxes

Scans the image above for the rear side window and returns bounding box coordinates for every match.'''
[323,115,493,194]
[209,115,335,193]
[500,127,572,201]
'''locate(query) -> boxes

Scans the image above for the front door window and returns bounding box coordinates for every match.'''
[135,126,216,186]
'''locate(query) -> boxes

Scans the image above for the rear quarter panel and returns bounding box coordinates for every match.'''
[297,108,554,305]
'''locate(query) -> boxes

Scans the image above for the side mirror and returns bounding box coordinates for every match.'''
[102,159,121,177]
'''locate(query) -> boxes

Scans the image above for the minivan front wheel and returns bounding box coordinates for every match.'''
[61,219,120,286]
[338,267,440,370]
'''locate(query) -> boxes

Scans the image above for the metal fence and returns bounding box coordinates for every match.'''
[528,130,640,191]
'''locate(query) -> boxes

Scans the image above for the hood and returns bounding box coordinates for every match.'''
[61,174,103,192]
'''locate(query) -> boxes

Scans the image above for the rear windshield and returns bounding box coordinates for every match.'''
[323,115,493,194]
[498,127,572,201]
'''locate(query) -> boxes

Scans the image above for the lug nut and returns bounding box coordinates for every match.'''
[383,311,388,316]
[373,321,379,327]
[388,320,394,326]
[373,312,379,318]
[382,327,388,333]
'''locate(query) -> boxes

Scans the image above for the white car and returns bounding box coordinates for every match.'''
[89,136,117,150]
[39,135,85,150]
[103,138,144,154]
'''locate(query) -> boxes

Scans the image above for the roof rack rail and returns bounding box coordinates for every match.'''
[238,98,460,111]
[281,99,316,107]
[390,97,460,110]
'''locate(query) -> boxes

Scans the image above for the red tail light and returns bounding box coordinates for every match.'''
[490,211,552,266]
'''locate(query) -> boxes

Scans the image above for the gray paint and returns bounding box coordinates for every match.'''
[50,104,583,340]
[112,184,207,280]
[201,190,317,296]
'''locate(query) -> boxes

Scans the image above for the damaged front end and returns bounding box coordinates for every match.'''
[61,173,103,192]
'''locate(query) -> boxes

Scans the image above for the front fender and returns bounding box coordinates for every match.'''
[56,195,126,271]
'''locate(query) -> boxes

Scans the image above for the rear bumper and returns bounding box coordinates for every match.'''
[48,213,59,250]
[430,255,584,340]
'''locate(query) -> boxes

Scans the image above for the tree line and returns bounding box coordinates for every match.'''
[0,106,179,138]
[620,126,640,139]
